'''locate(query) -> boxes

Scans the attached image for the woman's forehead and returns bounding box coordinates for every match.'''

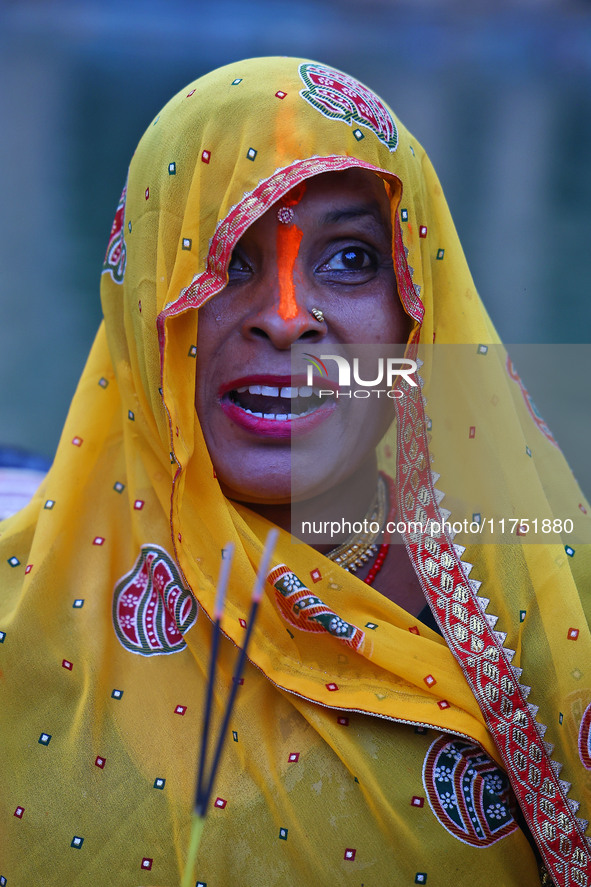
[238,168,392,242]
[283,168,389,207]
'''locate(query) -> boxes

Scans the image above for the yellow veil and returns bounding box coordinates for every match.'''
[1,57,590,886]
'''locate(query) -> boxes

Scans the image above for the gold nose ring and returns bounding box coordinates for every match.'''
[310,308,324,323]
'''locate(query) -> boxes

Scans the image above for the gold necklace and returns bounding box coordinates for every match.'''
[326,474,388,573]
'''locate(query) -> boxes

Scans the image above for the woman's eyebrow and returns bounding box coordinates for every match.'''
[319,203,386,228]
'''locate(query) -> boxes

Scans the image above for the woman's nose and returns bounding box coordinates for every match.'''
[241,226,324,348]
[241,288,324,349]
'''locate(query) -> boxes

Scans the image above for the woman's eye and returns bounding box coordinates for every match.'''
[227,249,252,277]
[320,247,376,273]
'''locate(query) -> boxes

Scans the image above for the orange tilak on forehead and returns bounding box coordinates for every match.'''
[276,182,306,321]
[276,225,303,320]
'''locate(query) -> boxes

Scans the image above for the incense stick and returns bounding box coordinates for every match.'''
[200,528,278,809]
[195,542,234,816]
[181,529,278,887]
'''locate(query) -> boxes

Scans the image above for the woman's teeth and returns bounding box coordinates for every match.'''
[244,411,295,419]
[236,385,314,398]
[230,384,327,420]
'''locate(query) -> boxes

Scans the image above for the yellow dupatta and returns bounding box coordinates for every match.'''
[1,57,590,886]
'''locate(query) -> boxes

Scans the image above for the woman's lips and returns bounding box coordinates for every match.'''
[219,374,337,439]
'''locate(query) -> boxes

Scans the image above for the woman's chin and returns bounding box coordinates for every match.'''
[218,476,292,507]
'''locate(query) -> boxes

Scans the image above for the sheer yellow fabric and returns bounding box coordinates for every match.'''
[1,57,589,886]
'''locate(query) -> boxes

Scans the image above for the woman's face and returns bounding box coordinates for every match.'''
[195,168,410,505]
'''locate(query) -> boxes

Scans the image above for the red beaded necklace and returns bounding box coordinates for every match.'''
[363,474,395,586]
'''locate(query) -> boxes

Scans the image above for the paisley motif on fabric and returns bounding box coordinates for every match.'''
[506,356,559,448]
[102,182,127,283]
[578,702,591,770]
[113,544,197,655]
[298,63,398,152]
[423,735,518,847]
[268,563,364,652]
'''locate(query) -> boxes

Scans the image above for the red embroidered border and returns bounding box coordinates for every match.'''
[578,704,591,772]
[157,154,422,336]
[394,215,424,325]
[394,381,590,886]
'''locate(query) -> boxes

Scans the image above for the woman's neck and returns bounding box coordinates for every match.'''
[231,455,380,553]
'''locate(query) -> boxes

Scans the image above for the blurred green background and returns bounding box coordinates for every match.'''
[1,0,590,490]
